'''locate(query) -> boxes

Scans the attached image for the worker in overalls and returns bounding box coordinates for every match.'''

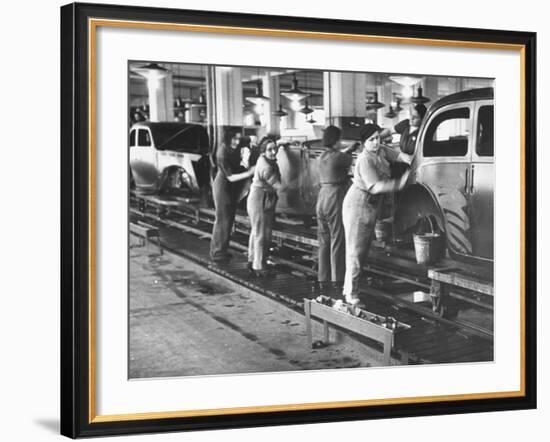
[316,125,357,289]
[246,137,282,276]
[210,129,255,263]
[342,124,412,306]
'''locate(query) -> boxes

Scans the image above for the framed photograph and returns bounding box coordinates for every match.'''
[60,2,536,438]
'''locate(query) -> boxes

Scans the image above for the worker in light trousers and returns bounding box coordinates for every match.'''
[246,137,282,277]
[342,124,412,306]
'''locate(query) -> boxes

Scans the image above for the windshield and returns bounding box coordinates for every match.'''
[144,123,209,153]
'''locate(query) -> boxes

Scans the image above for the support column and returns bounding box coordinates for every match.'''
[323,72,366,134]
[260,74,281,137]
[213,67,243,150]
[378,75,395,128]
[147,72,174,122]
[423,76,439,105]
[214,67,243,128]
[365,73,378,123]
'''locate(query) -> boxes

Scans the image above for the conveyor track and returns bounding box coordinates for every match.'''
[130,195,493,364]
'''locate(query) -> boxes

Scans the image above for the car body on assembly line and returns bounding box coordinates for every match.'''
[129,122,210,196]
[394,87,494,264]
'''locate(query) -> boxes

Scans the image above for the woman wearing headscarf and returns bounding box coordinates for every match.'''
[342,124,412,306]
[210,129,255,263]
[246,137,281,276]
[316,125,358,288]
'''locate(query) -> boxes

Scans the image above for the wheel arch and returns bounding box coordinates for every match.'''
[394,183,446,236]
[395,182,478,261]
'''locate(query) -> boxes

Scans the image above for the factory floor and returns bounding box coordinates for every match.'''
[129,238,397,379]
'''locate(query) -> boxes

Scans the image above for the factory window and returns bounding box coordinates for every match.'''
[424,107,470,157]
[476,105,494,157]
[129,129,136,147]
[138,129,151,147]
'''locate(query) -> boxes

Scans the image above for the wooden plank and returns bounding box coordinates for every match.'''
[304,299,312,348]
[428,269,493,296]
[307,301,397,352]
[130,222,158,238]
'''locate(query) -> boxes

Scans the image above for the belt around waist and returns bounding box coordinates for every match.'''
[319,181,347,186]
[251,184,276,193]
[351,184,380,203]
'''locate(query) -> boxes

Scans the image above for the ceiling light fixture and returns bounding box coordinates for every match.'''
[281,72,307,101]
[384,105,396,119]
[389,75,422,87]
[411,86,431,104]
[366,92,384,110]
[132,63,169,81]
[246,68,270,105]
[273,103,288,117]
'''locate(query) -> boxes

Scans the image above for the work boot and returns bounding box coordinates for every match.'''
[253,268,271,278]
[345,295,366,311]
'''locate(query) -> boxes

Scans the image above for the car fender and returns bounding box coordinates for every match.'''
[394,183,474,257]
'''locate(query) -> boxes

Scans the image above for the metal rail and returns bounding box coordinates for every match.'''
[130,198,493,340]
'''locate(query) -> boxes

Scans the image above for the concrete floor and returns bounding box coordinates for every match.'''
[129,238,398,379]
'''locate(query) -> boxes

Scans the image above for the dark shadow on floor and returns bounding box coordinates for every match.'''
[34,418,59,434]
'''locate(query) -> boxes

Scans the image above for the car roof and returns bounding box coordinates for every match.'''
[427,87,494,115]
[130,122,209,153]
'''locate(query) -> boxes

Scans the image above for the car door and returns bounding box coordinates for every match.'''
[468,101,494,260]
[131,128,158,189]
[416,102,475,259]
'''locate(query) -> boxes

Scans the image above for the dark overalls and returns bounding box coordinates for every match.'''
[316,148,352,284]
[210,144,241,261]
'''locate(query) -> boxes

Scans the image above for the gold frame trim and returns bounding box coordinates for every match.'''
[88,18,527,424]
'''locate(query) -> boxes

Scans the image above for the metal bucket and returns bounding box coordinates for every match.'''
[413,217,443,265]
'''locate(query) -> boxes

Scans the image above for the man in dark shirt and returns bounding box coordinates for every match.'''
[381,103,427,179]
[382,103,427,154]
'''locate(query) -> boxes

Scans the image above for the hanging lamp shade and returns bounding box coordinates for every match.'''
[281,73,307,101]
[307,116,317,124]
[388,75,422,87]
[384,105,396,119]
[366,92,385,110]
[246,81,270,105]
[273,103,288,117]
[132,63,169,81]
[300,99,314,115]
[411,86,430,104]
[393,95,403,112]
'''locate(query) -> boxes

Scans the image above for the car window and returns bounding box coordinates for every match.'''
[423,107,470,157]
[476,105,494,157]
[129,129,136,147]
[138,129,152,147]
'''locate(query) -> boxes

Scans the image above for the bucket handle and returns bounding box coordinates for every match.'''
[419,215,438,235]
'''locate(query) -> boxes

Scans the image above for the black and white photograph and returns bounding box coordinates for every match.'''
[128,61,495,378]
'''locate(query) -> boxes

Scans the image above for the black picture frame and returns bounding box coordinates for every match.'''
[60,2,537,438]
